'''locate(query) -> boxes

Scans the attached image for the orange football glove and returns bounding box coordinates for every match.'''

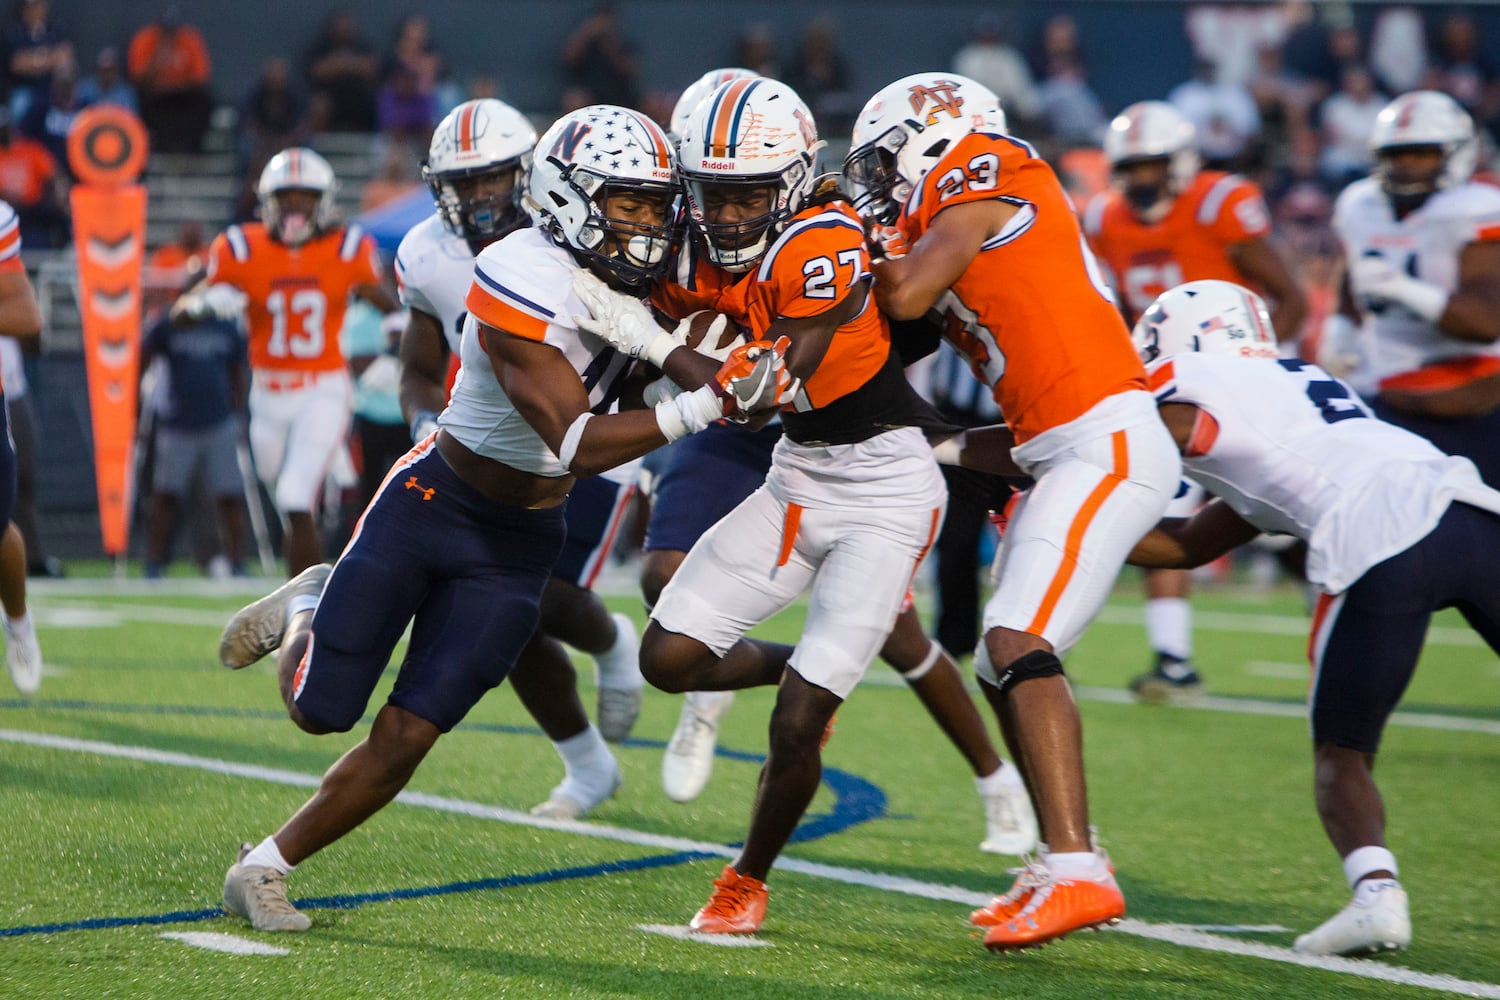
[715,336,794,418]
[868,224,910,260]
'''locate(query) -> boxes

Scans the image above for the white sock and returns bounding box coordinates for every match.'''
[593,612,643,690]
[686,689,732,714]
[5,610,31,631]
[1046,850,1110,880]
[242,836,294,874]
[285,593,321,630]
[976,760,1025,796]
[555,724,613,781]
[1343,845,1398,888]
[1144,597,1192,661]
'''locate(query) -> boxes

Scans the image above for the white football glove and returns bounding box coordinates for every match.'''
[1316,313,1364,379]
[572,269,685,368]
[1348,254,1449,323]
[356,354,401,396]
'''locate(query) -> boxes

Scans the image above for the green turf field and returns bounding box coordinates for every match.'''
[2,568,1497,999]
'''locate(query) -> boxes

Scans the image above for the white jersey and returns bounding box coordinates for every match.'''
[394,214,474,356]
[441,227,634,478]
[1150,352,1500,593]
[1331,177,1500,394]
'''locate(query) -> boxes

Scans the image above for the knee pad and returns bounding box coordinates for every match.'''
[992,649,1064,697]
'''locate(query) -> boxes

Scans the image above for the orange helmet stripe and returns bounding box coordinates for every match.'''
[458,102,477,152]
[706,76,759,159]
[624,109,671,169]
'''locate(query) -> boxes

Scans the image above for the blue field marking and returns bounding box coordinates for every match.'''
[0,700,889,939]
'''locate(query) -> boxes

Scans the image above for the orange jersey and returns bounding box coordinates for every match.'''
[896,132,1145,443]
[655,202,888,409]
[206,222,382,373]
[1082,171,1272,319]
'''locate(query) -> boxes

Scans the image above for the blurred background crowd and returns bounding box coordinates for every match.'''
[5,0,1499,573]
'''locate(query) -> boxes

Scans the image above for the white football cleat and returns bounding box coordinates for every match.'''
[219,564,332,669]
[222,842,311,932]
[979,781,1039,856]
[661,690,734,803]
[529,758,623,820]
[4,612,42,695]
[1294,882,1411,956]
[594,612,643,743]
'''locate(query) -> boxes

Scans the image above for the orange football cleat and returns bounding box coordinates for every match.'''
[969,855,1050,927]
[689,865,768,934]
[982,872,1125,951]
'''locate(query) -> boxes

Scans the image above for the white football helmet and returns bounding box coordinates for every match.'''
[1131,280,1279,364]
[1103,101,1200,219]
[1368,90,1477,207]
[669,67,757,142]
[526,104,680,290]
[844,72,1005,225]
[424,98,537,246]
[257,147,337,247]
[676,77,825,272]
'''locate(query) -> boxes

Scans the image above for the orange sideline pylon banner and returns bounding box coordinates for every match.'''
[68,106,149,557]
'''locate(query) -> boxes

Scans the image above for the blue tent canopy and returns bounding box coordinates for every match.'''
[355,187,436,257]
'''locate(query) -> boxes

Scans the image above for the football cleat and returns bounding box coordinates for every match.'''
[4,613,42,695]
[970,855,1051,927]
[594,612,643,743]
[218,564,332,669]
[1129,653,1204,705]
[661,690,734,803]
[222,842,311,932]
[689,865,768,934]
[982,870,1125,951]
[529,759,623,820]
[1293,883,1411,956]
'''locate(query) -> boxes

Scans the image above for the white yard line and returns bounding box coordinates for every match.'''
[159,931,289,956]
[4,727,1498,997]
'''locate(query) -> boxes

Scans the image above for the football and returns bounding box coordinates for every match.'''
[680,310,744,360]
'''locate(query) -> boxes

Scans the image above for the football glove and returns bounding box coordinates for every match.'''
[868,224,910,260]
[572,268,685,369]
[1349,254,1448,323]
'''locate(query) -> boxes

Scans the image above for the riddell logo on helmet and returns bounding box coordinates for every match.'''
[700,161,736,170]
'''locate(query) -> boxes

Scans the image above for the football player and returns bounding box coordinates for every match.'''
[1125,279,1500,956]
[1084,100,1308,703]
[642,73,1035,860]
[846,72,1182,951]
[1325,90,1500,489]
[215,106,785,932]
[200,147,399,576]
[0,200,41,694]
[395,98,643,819]
[576,77,985,935]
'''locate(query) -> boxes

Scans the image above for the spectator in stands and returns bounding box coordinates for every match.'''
[1279,0,1337,102]
[4,0,71,126]
[1183,1,1290,90]
[0,330,57,578]
[1426,11,1500,137]
[76,47,136,112]
[561,1,640,109]
[375,16,440,156]
[785,15,854,135]
[128,6,213,155]
[1247,45,1314,172]
[0,107,61,247]
[1317,64,1386,190]
[21,65,80,171]
[138,266,249,580]
[733,23,780,81]
[304,10,378,133]
[1368,6,1426,97]
[1032,17,1107,149]
[233,57,307,225]
[1169,57,1262,172]
[952,13,1041,134]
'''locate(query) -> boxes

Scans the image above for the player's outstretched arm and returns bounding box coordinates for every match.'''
[398,307,449,439]
[1128,500,1262,570]
[1229,237,1307,344]
[870,201,1015,320]
[0,269,41,341]
[932,423,1024,477]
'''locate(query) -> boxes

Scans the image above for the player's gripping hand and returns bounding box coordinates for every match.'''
[573,269,692,368]
[866,224,909,260]
[1348,253,1448,323]
[716,336,797,417]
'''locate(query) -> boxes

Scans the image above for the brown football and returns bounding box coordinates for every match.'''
[680,310,744,356]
